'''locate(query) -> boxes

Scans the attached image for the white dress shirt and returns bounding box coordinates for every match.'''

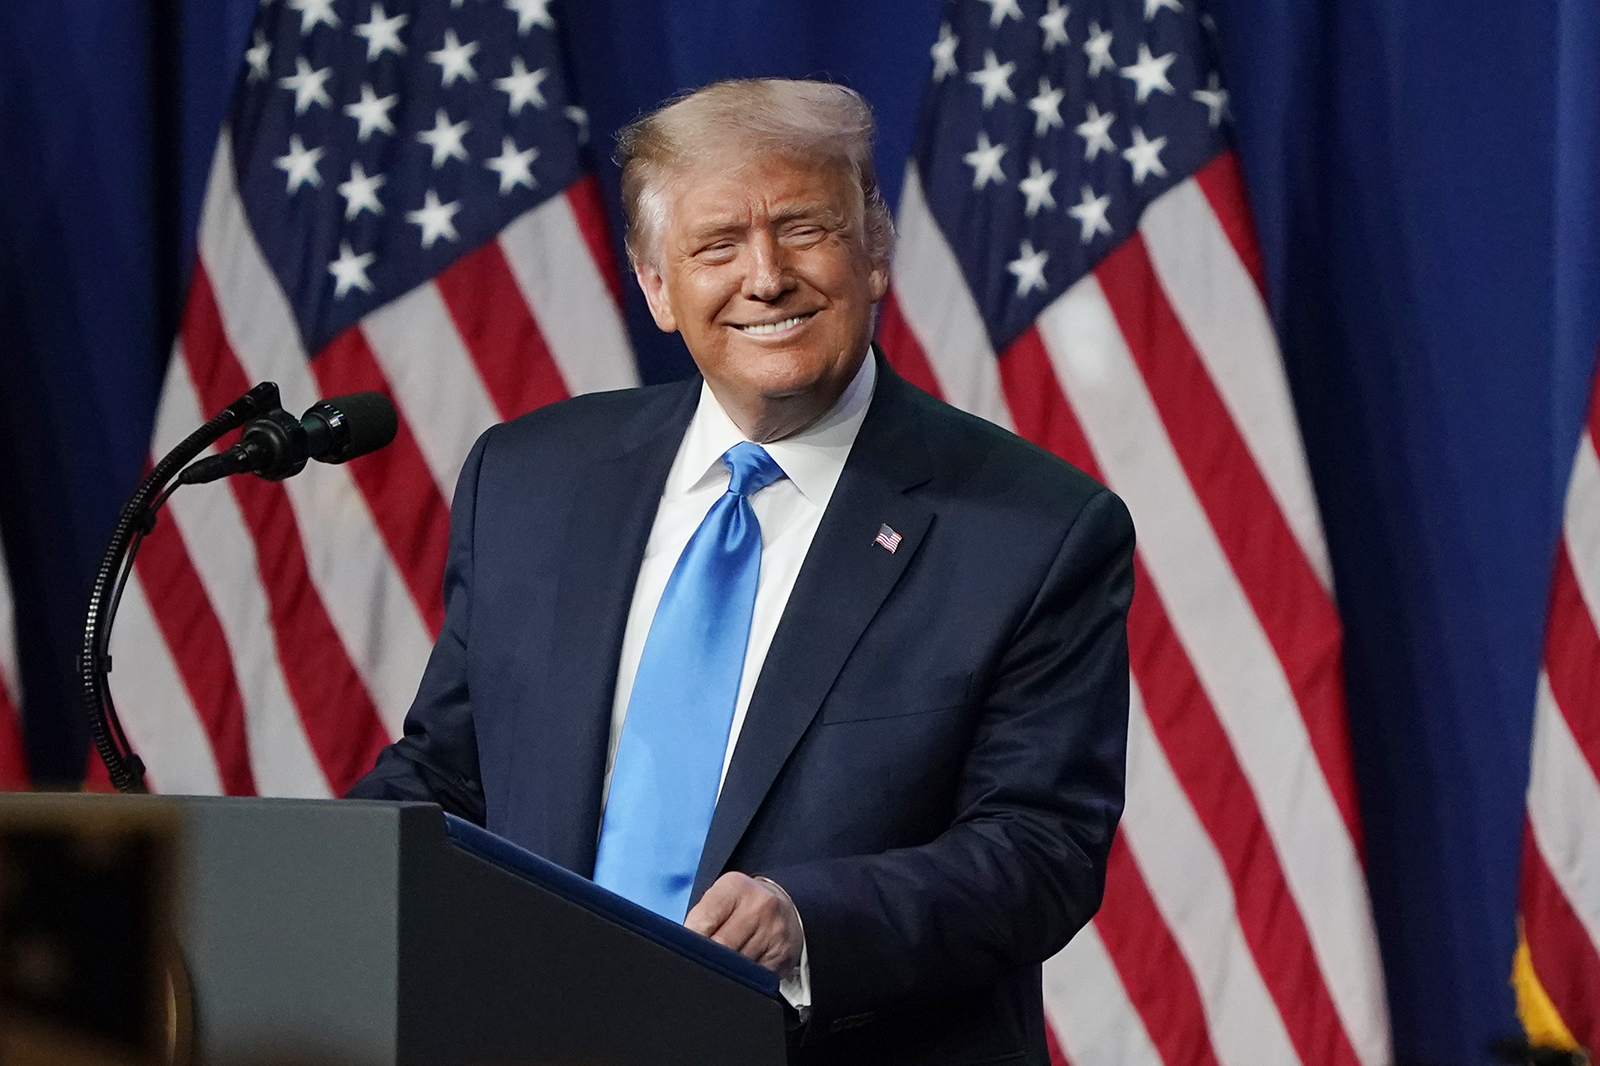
[604,351,876,1009]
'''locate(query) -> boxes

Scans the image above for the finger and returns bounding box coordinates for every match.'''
[749,884,802,972]
[683,873,745,937]
[706,890,766,955]
[756,921,795,971]
[754,916,798,971]
[714,888,790,966]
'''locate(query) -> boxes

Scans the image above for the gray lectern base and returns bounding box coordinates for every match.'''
[183,796,787,1066]
[6,794,788,1066]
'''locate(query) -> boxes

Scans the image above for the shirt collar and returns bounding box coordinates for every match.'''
[674,351,877,504]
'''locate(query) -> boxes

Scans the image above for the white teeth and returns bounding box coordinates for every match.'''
[739,315,806,335]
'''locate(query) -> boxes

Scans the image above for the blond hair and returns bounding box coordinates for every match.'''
[616,78,894,270]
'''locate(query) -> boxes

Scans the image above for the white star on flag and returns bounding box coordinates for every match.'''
[1028,78,1065,136]
[287,0,339,34]
[1019,159,1057,217]
[417,109,471,168]
[495,58,549,115]
[337,162,386,220]
[1007,240,1049,296]
[967,50,1017,110]
[327,242,376,298]
[273,135,324,193]
[485,137,539,194]
[1122,126,1168,183]
[978,0,1023,28]
[1121,42,1177,103]
[1076,102,1116,161]
[354,4,408,60]
[279,57,333,115]
[1145,0,1184,19]
[344,84,398,142]
[931,23,960,82]
[428,30,480,87]
[245,32,272,83]
[963,132,1007,189]
[1038,0,1070,50]
[564,105,591,144]
[1083,22,1116,77]
[406,189,462,248]
[1192,72,1230,126]
[1067,183,1112,241]
[505,0,555,34]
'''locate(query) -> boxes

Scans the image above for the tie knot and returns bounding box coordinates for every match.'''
[722,442,785,497]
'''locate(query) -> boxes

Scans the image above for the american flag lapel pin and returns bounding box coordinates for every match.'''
[873,523,903,554]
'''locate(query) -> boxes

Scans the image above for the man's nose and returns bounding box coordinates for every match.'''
[742,232,792,301]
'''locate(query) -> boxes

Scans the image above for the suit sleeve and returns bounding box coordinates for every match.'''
[344,431,489,823]
[764,486,1134,1029]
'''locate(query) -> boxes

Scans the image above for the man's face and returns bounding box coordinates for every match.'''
[636,152,888,442]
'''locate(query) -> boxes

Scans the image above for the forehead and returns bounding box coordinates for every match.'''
[659,150,859,233]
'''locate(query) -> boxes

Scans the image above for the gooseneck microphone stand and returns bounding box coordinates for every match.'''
[81,381,284,793]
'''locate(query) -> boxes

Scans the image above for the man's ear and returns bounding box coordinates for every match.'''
[868,260,889,303]
[635,263,678,333]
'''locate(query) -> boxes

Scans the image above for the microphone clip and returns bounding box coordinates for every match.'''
[175,407,305,485]
[174,392,396,486]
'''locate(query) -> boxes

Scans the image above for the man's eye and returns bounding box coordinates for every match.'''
[781,226,831,248]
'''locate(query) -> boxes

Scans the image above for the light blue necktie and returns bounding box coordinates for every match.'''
[593,442,786,921]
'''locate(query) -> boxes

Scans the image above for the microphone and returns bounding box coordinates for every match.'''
[178,392,398,485]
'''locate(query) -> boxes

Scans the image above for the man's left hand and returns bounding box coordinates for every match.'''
[685,872,803,975]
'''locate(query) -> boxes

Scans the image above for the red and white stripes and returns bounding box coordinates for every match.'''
[1519,373,1600,1049]
[882,152,1390,1066]
[0,551,26,789]
[115,131,635,798]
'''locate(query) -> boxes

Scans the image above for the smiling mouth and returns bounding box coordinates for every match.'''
[734,312,815,336]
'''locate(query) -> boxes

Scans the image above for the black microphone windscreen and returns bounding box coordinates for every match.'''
[304,392,398,463]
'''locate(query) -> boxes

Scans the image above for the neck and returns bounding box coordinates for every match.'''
[720,397,830,444]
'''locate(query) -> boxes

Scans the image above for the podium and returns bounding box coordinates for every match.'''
[0,794,789,1066]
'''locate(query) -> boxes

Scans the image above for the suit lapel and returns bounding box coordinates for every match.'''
[539,381,699,877]
[695,360,935,896]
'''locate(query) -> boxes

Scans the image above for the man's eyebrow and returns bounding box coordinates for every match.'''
[684,217,747,241]
[771,202,843,226]
[681,202,847,244]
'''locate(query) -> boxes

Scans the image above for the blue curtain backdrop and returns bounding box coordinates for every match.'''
[1,0,1597,1061]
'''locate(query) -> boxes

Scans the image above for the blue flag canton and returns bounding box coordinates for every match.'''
[915,0,1231,351]
[229,0,591,354]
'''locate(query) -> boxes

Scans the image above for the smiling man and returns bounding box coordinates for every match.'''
[350,79,1135,1066]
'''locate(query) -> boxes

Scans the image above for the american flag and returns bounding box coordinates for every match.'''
[1514,368,1600,1053]
[874,1,1392,1064]
[113,0,634,797]
[0,552,26,790]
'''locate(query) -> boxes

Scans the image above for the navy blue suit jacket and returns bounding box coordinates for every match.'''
[349,355,1135,1065]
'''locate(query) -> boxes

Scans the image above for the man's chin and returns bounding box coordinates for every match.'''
[702,373,839,442]
[718,347,827,391]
